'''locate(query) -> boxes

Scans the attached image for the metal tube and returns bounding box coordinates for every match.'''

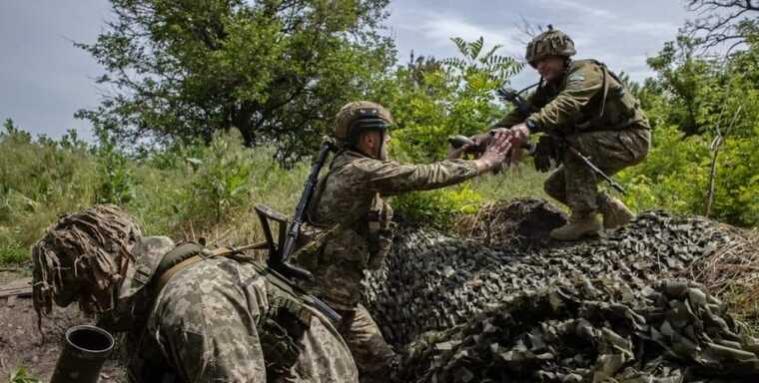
[50,325,115,383]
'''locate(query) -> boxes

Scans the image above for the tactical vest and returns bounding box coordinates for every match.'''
[545,59,647,133]
[299,152,396,271]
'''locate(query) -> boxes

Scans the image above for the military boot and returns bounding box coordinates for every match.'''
[599,196,634,230]
[550,212,602,241]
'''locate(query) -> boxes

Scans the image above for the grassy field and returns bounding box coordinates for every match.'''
[0,128,560,266]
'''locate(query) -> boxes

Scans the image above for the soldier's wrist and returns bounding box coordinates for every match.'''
[525,119,540,133]
[474,157,497,173]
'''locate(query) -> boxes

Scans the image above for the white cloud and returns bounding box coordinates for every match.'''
[534,0,615,20]
[415,14,524,56]
[610,20,680,37]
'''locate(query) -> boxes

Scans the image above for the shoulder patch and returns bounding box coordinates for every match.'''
[567,72,585,84]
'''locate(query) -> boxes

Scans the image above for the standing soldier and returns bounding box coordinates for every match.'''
[291,101,512,381]
[494,26,650,240]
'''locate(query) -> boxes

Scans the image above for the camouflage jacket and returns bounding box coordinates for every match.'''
[496,59,650,134]
[109,238,358,382]
[293,149,479,310]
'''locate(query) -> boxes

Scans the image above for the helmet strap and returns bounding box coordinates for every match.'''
[376,129,385,160]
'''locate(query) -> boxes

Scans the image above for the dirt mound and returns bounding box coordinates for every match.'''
[395,279,759,382]
[454,198,568,245]
[364,202,731,347]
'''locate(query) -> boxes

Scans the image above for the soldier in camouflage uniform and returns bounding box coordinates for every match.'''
[290,101,512,381]
[493,27,651,240]
[32,205,358,382]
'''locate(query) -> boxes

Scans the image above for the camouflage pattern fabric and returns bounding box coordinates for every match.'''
[525,27,576,66]
[335,304,397,382]
[394,277,759,383]
[31,206,359,383]
[137,255,358,383]
[544,128,650,215]
[496,59,649,134]
[295,149,479,310]
[494,59,650,215]
[291,148,480,377]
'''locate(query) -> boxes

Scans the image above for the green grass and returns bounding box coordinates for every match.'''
[7,367,40,383]
[0,129,310,265]
[0,127,580,265]
[470,162,552,204]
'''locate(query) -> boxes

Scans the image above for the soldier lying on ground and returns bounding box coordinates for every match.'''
[32,205,358,383]
[489,26,651,241]
[290,101,513,382]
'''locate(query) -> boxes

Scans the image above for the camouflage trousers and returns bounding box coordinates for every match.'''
[545,128,650,215]
[137,258,358,383]
[335,304,396,383]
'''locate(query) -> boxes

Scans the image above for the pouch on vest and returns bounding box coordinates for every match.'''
[366,196,395,270]
[289,222,340,271]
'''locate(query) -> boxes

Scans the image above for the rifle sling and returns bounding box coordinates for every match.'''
[155,248,235,292]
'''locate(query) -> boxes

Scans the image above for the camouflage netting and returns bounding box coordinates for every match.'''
[395,279,759,382]
[363,198,759,381]
[365,200,730,346]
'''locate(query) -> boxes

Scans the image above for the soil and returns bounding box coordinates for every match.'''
[0,270,125,382]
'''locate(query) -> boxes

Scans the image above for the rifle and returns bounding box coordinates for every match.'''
[256,138,335,280]
[495,83,627,195]
[254,138,342,323]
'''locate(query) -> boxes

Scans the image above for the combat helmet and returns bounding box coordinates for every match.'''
[525,25,576,67]
[32,205,142,315]
[334,101,393,146]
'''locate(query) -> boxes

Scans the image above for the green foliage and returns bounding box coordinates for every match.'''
[618,124,758,228]
[0,237,27,265]
[0,123,313,264]
[185,131,254,224]
[645,36,721,136]
[471,164,553,205]
[393,184,483,229]
[76,0,395,161]
[7,368,39,383]
[0,121,98,258]
[627,29,759,228]
[392,163,553,229]
[378,37,522,163]
[95,131,136,205]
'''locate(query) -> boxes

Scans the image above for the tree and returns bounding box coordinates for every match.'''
[76,0,395,161]
[646,36,722,135]
[376,37,522,162]
[684,0,759,51]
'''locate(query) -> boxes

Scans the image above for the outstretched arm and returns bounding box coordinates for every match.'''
[360,136,512,196]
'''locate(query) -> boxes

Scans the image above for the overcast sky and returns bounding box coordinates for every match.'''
[0,0,691,140]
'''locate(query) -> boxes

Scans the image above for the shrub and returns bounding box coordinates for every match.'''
[392,184,483,229]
